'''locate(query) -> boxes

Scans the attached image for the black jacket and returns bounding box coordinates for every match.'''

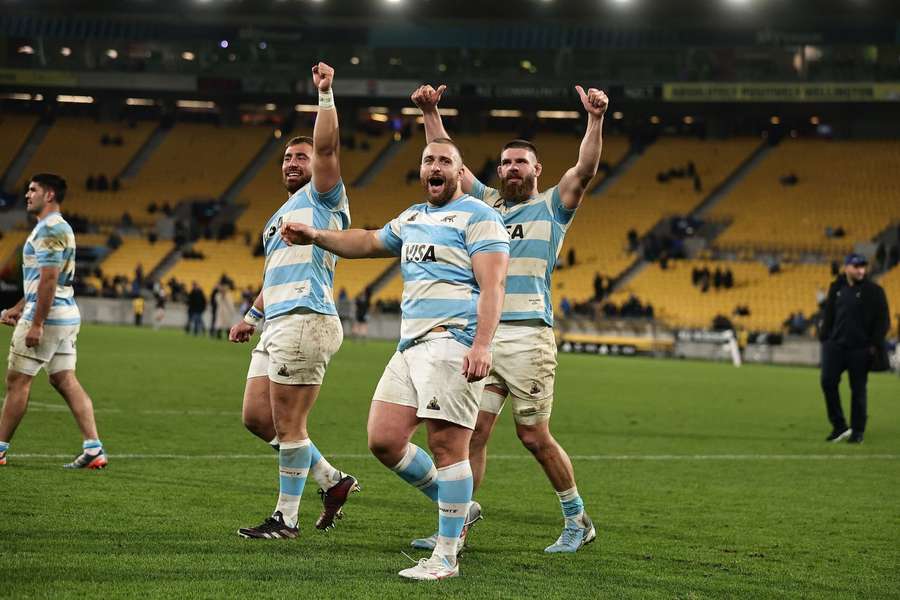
[818,275,890,370]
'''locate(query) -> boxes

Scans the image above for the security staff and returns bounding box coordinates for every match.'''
[818,253,890,444]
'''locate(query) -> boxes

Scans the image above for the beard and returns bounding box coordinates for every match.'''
[500,172,536,204]
[421,173,459,206]
[283,171,311,195]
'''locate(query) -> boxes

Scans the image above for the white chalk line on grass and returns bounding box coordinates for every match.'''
[27,402,238,417]
[9,453,900,461]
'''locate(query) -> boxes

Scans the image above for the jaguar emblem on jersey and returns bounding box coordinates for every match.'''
[441,214,457,223]
[405,244,437,263]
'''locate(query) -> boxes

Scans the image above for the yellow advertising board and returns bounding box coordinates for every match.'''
[663,82,900,102]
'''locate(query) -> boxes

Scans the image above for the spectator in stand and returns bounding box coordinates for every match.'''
[213,283,237,340]
[209,284,219,337]
[352,288,370,338]
[593,272,604,300]
[86,175,95,191]
[627,229,639,253]
[713,267,723,290]
[186,282,206,335]
[723,268,734,289]
[559,296,572,318]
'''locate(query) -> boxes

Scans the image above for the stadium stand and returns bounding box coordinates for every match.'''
[100,237,175,281]
[532,132,630,188]
[610,259,832,332]
[166,239,262,296]
[710,139,900,258]
[13,117,156,224]
[879,266,900,335]
[0,114,37,176]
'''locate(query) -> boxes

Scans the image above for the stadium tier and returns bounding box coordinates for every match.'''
[166,238,262,296]
[332,257,396,301]
[879,266,900,335]
[234,133,388,236]
[0,229,27,270]
[710,139,900,258]
[560,136,761,270]
[13,117,156,224]
[100,237,175,281]
[0,114,37,177]
[612,259,832,332]
[531,132,630,189]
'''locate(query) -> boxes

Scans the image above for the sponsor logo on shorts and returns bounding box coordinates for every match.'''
[530,382,541,395]
[278,364,290,377]
[427,397,441,410]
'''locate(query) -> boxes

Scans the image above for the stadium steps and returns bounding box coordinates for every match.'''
[118,123,170,180]
[219,129,281,205]
[0,119,51,194]
[589,145,642,197]
[148,245,184,282]
[352,137,405,188]
[609,139,773,294]
[870,220,900,276]
[692,139,773,219]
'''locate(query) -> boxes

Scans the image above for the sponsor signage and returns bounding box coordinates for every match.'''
[663,82,900,102]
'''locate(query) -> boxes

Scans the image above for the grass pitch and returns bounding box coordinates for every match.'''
[2,325,898,599]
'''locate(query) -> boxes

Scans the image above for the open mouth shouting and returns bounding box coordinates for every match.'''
[427,174,446,195]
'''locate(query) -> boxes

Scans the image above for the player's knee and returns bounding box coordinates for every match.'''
[517,427,552,455]
[48,370,73,391]
[367,433,400,464]
[6,369,32,390]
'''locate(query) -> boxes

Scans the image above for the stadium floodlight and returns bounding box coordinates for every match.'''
[401,107,459,116]
[60,47,72,57]
[537,110,580,119]
[610,0,632,4]
[612,111,624,120]
[683,115,694,124]
[176,100,216,109]
[0,93,34,101]
[370,113,390,122]
[350,56,360,65]
[368,106,390,114]
[724,0,750,5]
[810,116,820,125]
[125,98,155,106]
[385,0,402,4]
[273,129,283,139]
[650,115,661,124]
[490,109,523,118]
[295,104,318,112]
[18,45,34,55]
[265,103,277,111]
[770,116,780,125]
[181,51,196,61]
[57,95,94,104]
[220,40,229,49]
[106,49,118,59]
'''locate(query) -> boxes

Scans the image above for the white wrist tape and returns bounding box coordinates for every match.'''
[318,90,335,110]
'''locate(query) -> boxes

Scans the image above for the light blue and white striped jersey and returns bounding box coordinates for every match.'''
[471,179,576,326]
[261,179,350,319]
[378,194,509,352]
[22,212,80,326]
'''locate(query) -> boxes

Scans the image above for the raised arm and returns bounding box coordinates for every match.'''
[462,251,508,382]
[281,222,393,259]
[411,84,476,194]
[311,62,340,194]
[557,86,609,211]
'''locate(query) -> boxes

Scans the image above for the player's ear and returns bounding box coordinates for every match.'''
[534,161,542,178]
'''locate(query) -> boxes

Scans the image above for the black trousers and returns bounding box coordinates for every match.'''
[820,341,870,433]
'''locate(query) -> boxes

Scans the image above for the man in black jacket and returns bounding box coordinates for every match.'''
[818,254,890,444]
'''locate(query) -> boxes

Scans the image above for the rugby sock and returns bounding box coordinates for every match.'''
[83,439,102,456]
[557,486,585,524]
[0,441,9,463]
[434,460,473,562]
[309,441,343,489]
[391,444,439,501]
[274,439,311,528]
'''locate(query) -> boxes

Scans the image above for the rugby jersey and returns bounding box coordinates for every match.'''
[22,212,80,326]
[261,179,350,319]
[471,179,576,327]
[378,194,509,351]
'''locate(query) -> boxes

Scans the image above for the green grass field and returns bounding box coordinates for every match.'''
[2,325,898,599]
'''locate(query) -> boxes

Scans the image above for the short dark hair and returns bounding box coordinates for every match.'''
[502,139,539,162]
[285,136,313,153]
[428,137,464,164]
[30,173,67,203]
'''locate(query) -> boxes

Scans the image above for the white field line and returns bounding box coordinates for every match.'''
[9,453,899,461]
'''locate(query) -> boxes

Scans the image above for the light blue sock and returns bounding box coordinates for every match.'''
[83,439,102,455]
[0,441,9,453]
[435,460,473,560]
[275,439,311,527]
[391,444,439,501]
[308,440,342,488]
[558,486,585,524]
